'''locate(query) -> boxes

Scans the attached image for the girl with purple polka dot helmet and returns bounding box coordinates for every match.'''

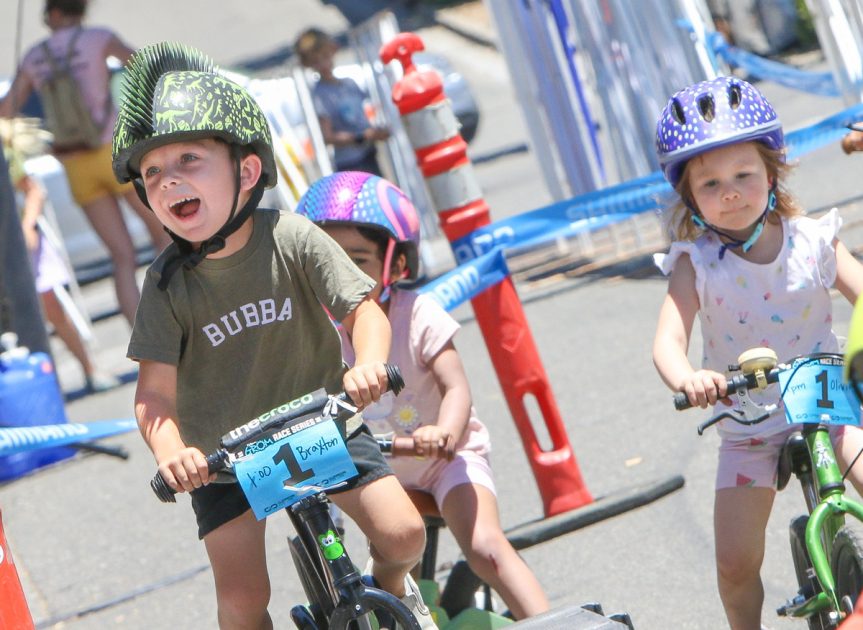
[655,76,792,258]
[295,171,421,297]
[656,76,784,188]
[652,75,863,630]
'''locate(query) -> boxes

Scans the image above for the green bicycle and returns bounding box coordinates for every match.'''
[675,348,863,628]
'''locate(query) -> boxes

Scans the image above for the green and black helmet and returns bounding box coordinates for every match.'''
[112,42,276,188]
[113,42,277,290]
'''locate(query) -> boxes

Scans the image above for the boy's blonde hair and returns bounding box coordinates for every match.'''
[295,28,336,66]
[665,143,801,242]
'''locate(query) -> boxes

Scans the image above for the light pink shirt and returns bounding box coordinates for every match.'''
[340,289,491,470]
[19,26,118,145]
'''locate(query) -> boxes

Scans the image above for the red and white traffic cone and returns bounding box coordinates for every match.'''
[382,33,593,517]
[0,509,35,629]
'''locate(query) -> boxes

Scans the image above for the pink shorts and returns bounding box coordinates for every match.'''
[716,424,847,490]
[390,449,497,509]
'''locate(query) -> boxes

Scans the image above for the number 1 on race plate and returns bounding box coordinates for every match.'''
[779,357,862,427]
[234,418,358,520]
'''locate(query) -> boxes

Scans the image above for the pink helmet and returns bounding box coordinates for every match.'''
[296,171,421,282]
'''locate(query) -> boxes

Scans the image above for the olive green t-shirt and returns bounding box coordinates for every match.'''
[127,209,375,455]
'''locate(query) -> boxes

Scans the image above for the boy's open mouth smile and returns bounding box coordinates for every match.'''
[169,197,201,219]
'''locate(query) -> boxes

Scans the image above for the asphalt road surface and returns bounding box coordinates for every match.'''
[4,2,863,629]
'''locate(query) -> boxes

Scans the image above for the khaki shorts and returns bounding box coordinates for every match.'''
[59,143,132,207]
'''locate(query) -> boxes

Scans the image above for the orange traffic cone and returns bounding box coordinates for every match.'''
[0,509,34,629]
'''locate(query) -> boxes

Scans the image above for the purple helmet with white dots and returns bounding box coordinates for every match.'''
[296,171,421,281]
[656,76,784,188]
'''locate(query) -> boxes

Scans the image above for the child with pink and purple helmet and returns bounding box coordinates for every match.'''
[652,75,863,628]
[296,171,550,621]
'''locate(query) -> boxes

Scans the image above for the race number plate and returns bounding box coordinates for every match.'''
[235,416,358,520]
[779,356,861,426]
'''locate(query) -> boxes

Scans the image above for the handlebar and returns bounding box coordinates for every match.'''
[673,351,848,435]
[377,435,456,461]
[150,364,405,503]
[673,368,781,410]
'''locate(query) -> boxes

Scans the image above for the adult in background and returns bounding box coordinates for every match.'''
[0,0,171,326]
[295,28,391,177]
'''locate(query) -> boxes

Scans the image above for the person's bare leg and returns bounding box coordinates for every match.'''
[204,510,273,630]
[40,288,93,376]
[714,486,774,630]
[330,475,425,595]
[123,189,172,252]
[441,483,548,619]
[80,195,140,325]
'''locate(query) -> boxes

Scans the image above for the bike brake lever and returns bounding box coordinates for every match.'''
[697,408,774,435]
[698,410,739,435]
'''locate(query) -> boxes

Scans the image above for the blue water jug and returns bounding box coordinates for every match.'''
[0,334,75,481]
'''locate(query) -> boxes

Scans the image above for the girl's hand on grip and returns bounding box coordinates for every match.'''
[681,369,729,408]
[411,425,455,460]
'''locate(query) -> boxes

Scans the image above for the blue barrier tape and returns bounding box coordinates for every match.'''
[786,102,863,159]
[421,247,510,311]
[707,31,840,97]
[421,103,863,312]
[0,419,137,456]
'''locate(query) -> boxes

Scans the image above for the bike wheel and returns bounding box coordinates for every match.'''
[831,522,863,618]
[329,586,422,630]
[790,515,831,630]
[289,535,337,627]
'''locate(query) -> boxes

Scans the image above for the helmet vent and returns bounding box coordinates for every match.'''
[728,83,742,109]
[671,99,686,125]
[697,94,715,122]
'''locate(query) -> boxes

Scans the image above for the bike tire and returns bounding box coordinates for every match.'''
[831,522,863,618]
[289,535,337,627]
[329,586,422,630]
[790,515,831,630]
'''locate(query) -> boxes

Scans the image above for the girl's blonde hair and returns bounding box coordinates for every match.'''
[664,142,801,242]
[0,117,52,160]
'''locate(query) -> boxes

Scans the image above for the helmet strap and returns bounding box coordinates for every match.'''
[378,238,397,304]
[156,173,265,290]
[690,187,777,261]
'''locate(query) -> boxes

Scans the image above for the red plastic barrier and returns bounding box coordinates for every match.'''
[0,509,35,629]
[381,33,593,516]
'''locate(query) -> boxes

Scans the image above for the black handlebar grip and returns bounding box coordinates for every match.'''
[384,363,405,396]
[150,451,227,503]
[673,392,691,410]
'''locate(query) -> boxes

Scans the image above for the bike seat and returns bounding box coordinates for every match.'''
[405,489,446,528]
[777,431,808,491]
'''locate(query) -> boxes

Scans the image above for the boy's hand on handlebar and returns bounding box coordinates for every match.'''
[343,362,390,409]
[157,447,214,494]
[680,369,730,408]
[411,425,456,460]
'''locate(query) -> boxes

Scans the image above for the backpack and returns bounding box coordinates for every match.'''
[39,28,109,151]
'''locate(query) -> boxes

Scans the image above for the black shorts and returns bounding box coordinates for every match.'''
[190,424,392,539]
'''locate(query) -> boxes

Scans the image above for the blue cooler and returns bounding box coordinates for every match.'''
[0,337,76,481]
